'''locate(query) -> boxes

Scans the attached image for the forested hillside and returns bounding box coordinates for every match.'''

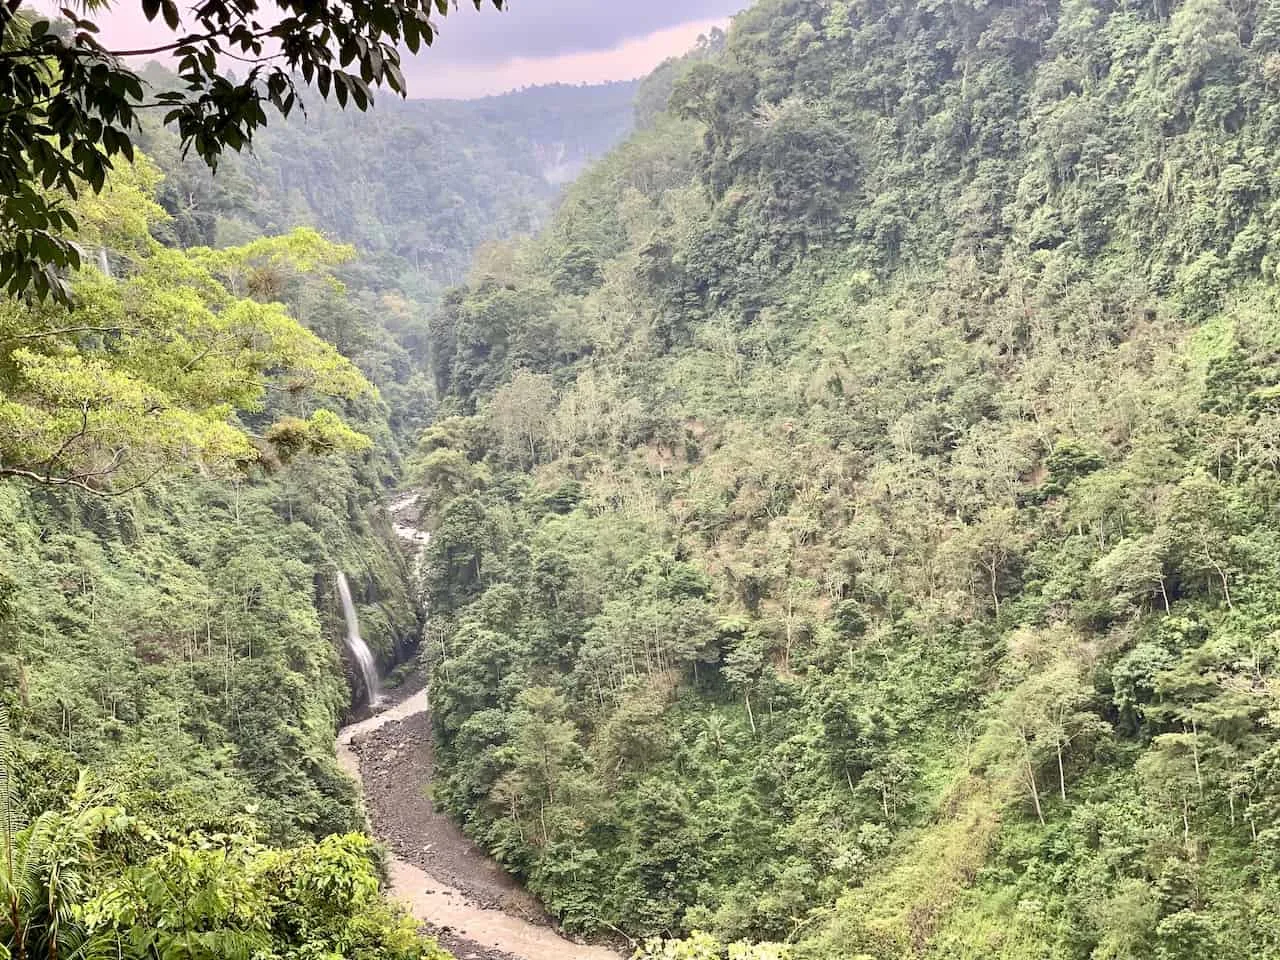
[411,1,1280,957]
[0,4,643,960]
[0,144,447,955]
[132,75,640,442]
[140,72,639,298]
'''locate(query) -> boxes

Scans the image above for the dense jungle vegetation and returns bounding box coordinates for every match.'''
[410,1,1280,957]
[12,0,1280,956]
[138,71,638,296]
[0,15,636,950]
[0,152,439,959]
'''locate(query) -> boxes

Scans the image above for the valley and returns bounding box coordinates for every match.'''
[340,685,622,960]
[6,1,1280,959]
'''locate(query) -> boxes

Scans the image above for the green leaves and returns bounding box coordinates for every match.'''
[399,0,1280,951]
[0,169,373,494]
[0,0,506,300]
[16,815,449,960]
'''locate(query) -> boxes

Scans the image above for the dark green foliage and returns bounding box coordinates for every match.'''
[0,0,504,301]
[412,0,1280,955]
[0,457,414,842]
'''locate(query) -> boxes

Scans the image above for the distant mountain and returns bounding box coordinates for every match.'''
[137,72,639,297]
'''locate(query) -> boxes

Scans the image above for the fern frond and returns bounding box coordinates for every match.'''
[0,705,16,890]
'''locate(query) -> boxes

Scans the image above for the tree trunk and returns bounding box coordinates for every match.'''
[1190,719,1204,797]
[1024,748,1044,825]
[1057,741,1067,802]
[0,0,24,48]
[1182,793,1192,854]
[1206,554,1233,610]
[9,893,24,960]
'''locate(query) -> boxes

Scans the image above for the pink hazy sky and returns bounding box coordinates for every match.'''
[415,17,728,99]
[31,2,740,99]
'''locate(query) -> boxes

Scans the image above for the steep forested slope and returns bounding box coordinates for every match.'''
[0,147,440,958]
[0,20,642,960]
[133,76,640,444]
[411,2,1280,957]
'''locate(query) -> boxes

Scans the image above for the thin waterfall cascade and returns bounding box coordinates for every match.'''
[336,571,382,707]
[97,247,111,278]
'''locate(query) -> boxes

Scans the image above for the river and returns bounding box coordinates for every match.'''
[338,690,623,960]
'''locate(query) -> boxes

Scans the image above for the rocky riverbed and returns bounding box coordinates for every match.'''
[338,688,624,960]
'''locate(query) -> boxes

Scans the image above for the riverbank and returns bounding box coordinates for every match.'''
[338,687,624,960]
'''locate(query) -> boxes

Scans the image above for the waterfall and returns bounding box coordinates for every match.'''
[97,247,111,278]
[336,571,382,707]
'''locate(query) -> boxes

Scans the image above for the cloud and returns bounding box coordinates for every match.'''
[406,16,729,98]
[27,0,742,99]
[423,1,744,66]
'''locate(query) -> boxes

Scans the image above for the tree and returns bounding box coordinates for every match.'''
[989,679,1053,825]
[1138,734,1205,856]
[494,686,581,844]
[943,506,1025,617]
[1045,673,1110,802]
[0,0,503,300]
[986,658,1106,822]
[1093,531,1173,613]
[488,371,556,466]
[0,708,115,960]
[0,173,372,494]
[1161,474,1238,610]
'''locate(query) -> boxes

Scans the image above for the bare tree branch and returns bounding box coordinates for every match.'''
[0,464,161,497]
[41,401,90,480]
[1,326,134,343]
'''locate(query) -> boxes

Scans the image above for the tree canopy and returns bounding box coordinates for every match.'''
[399,0,1280,955]
[0,160,372,493]
[0,0,503,300]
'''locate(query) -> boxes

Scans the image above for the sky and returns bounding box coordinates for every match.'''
[42,0,745,99]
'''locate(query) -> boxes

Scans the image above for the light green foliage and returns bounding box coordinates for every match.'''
[408,0,1280,956]
[634,931,792,960]
[0,146,434,956]
[0,173,372,494]
[82,831,447,960]
[2,792,445,960]
[0,706,448,960]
